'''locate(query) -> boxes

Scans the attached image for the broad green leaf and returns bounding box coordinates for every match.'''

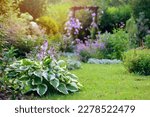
[57,83,68,95]
[66,82,78,93]
[57,60,66,67]
[37,84,48,96]
[50,79,59,88]
[32,77,43,85]
[21,85,31,94]
[7,71,17,78]
[43,57,52,65]
[21,59,34,65]
[49,74,56,80]
[19,75,29,81]
[19,66,29,71]
[33,70,42,78]
[67,73,78,80]
[42,71,48,80]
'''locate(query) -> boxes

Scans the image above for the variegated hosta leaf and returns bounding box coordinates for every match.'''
[66,82,78,93]
[37,84,48,96]
[57,83,68,95]
[50,79,59,88]
[32,76,43,85]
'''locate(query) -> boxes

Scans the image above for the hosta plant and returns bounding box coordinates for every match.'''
[6,56,82,96]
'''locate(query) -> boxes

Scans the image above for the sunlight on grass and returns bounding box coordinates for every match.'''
[40,64,150,100]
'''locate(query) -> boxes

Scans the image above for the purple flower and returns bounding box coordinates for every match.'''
[92,13,96,17]
[37,40,57,60]
[75,39,105,55]
[65,17,82,36]
[41,40,48,51]
[99,43,105,49]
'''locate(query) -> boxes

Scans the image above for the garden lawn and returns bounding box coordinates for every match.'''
[40,64,150,100]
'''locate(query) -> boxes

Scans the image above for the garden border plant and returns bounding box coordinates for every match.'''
[6,56,82,96]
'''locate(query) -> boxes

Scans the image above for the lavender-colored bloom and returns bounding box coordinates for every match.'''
[37,40,57,60]
[92,13,96,17]
[41,40,48,51]
[65,17,82,36]
[99,43,105,49]
[75,39,105,55]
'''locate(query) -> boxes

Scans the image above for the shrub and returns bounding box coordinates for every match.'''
[145,35,150,48]
[103,29,130,59]
[99,5,131,32]
[123,49,150,75]
[0,12,45,57]
[0,47,17,77]
[36,16,59,35]
[59,36,75,52]
[46,2,71,33]
[6,56,82,96]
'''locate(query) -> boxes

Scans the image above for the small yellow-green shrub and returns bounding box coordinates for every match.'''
[36,16,59,35]
[123,49,150,75]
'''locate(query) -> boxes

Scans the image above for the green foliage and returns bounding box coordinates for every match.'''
[0,47,17,77]
[19,0,47,19]
[125,16,137,48]
[0,12,45,57]
[79,49,104,63]
[145,35,150,49]
[123,49,150,75]
[46,2,71,33]
[103,29,129,59]
[6,57,82,96]
[42,64,150,100]
[136,12,149,47]
[36,16,59,35]
[100,5,131,32]
[67,59,81,70]
[132,0,150,27]
[76,10,92,40]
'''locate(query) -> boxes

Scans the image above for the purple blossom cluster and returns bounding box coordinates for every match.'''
[37,40,56,60]
[90,12,98,28]
[65,17,82,36]
[75,39,105,54]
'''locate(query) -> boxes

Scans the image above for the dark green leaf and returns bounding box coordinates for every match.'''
[32,77,43,85]
[50,79,59,88]
[66,82,78,93]
[37,84,48,96]
[57,83,68,95]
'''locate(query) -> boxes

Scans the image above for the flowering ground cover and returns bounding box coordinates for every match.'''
[39,63,150,100]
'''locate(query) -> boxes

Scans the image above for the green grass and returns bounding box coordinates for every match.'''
[40,64,150,100]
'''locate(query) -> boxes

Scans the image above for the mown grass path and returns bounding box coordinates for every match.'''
[41,64,150,100]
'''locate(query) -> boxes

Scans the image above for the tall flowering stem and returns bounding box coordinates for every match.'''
[89,12,98,39]
[37,40,57,60]
[65,12,82,39]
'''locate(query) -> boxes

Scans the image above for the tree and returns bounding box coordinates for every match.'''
[132,0,150,27]
[19,0,48,19]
